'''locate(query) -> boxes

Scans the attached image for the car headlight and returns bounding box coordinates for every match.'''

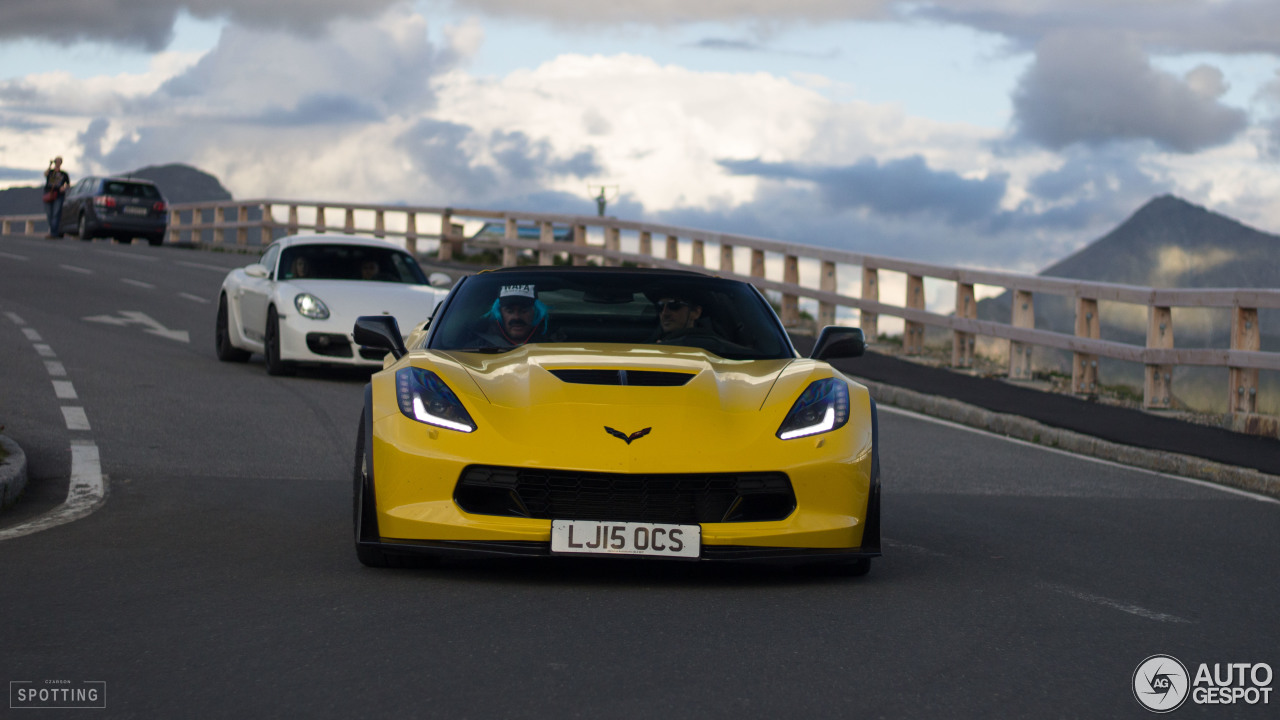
[776,378,849,440]
[294,293,330,319]
[396,367,476,433]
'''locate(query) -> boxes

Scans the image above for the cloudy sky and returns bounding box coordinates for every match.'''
[3,0,1280,272]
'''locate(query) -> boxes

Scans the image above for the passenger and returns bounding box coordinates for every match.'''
[360,259,380,280]
[469,284,552,347]
[289,255,311,279]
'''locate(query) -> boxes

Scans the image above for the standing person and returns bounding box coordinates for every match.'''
[42,157,70,239]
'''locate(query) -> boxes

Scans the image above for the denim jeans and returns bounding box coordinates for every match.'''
[44,196,64,237]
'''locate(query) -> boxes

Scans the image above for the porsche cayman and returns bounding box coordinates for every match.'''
[215,234,450,375]
[352,266,880,573]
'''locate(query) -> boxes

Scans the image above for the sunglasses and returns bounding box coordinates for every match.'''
[657,300,690,312]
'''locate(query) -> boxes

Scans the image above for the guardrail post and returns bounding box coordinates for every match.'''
[404,212,418,254]
[25,219,36,235]
[952,282,976,367]
[639,231,652,262]
[260,203,273,245]
[169,209,181,244]
[604,226,621,267]
[315,206,327,234]
[504,217,520,267]
[1073,298,1099,394]
[1144,306,1173,409]
[782,254,800,327]
[1229,306,1260,414]
[288,205,299,235]
[751,249,765,280]
[538,221,554,265]
[861,266,878,340]
[1009,289,1034,379]
[721,244,736,275]
[2,218,11,234]
[437,210,454,261]
[573,223,587,266]
[904,275,925,355]
[214,206,226,246]
[343,208,356,235]
[692,239,705,268]
[819,260,836,328]
[233,205,246,246]
[665,234,678,261]
[374,210,386,238]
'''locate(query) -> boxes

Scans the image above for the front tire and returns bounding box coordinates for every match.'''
[354,411,435,569]
[215,295,251,363]
[264,306,295,376]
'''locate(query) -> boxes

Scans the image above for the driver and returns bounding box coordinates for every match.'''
[470,284,552,347]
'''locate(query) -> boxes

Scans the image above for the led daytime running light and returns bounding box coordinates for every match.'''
[396,367,476,433]
[776,378,849,440]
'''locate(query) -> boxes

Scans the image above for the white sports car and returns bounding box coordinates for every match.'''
[215,234,450,375]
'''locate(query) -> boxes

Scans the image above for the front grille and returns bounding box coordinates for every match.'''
[549,369,694,386]
[306,332,353,357]
[455,466,795,524]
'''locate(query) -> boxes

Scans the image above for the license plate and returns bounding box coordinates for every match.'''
[551,520,700,558]
[123,206,148,215]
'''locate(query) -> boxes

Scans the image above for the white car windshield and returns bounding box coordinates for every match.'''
[278,245,428,284]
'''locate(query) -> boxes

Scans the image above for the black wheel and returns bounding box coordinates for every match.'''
[147,234,163,247]
[78,213,92,241]
[354,412,435,569]
[264,306,295,376]
[215,295,251,363]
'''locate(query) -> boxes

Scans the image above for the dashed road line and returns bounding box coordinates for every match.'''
[0,251,29,261]
[1,316,107,541]
[121,278,155,289]
[178,293,209,304]
[52,380,77,400]
[94,249,158,261]
[60,264,92,274]
[1037,582,1192,624]
[175,260,231,272]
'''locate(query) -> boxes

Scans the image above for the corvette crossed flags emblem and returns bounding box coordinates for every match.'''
[604,426,651,445]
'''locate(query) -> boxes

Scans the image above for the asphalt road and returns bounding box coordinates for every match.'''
[1,235,1277,718]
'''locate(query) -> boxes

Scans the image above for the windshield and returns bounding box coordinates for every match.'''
[430,270,794,360]
[277,244,428,284]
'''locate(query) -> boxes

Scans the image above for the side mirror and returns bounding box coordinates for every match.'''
[354,316,407,360]
[428,272,452,288]
[245,264,269,279]
[810,326,865,361]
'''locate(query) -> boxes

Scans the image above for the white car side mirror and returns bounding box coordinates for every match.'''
[245,264,269,279]
[428,272,452,288]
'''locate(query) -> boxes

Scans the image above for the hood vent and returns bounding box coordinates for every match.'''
[550,369,694,387]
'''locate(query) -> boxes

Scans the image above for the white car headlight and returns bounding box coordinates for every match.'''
[776,378,849,440]
[294,293,330,319]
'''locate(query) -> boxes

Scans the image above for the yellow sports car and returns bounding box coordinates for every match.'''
[352,267,880,573]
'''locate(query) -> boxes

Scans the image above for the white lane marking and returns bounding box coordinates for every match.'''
[882,537,950,557]
[178,292,209,304]
[22,327,41,341]
[176,260,231,272]
[0,251,29,261]
[60,264,92,274]
[33,343,55,357]
[1037,582,1192,624]
[4,312,24,324]
[44,360,66,376]
[121,278,155,289]
[878,404,1280,505]
[61,406,90,431]
[95,249,158,261]
[0,441,107,541]
[52,380,77,399]
[82,310,189,343]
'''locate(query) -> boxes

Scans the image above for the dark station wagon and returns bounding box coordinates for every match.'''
[59,176,169,246]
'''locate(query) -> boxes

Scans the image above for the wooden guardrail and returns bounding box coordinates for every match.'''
[4,199,1277,417]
